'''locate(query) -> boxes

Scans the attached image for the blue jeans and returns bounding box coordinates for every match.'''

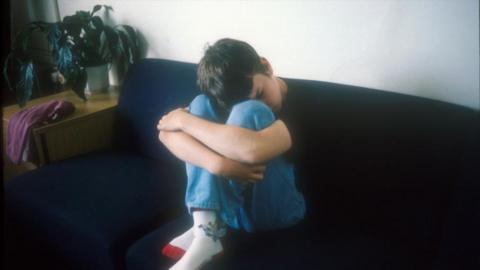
[185,94,305,232]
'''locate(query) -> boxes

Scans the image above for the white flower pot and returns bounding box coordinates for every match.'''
[85,64,109,95]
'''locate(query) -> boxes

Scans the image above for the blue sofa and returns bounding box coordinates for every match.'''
[5,59,479,270]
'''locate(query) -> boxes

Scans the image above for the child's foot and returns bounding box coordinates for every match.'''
[169,230,223,270]
[162,228,194,260]
[169,211,226,270]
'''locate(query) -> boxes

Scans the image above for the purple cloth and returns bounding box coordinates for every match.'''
[7,99,75,164]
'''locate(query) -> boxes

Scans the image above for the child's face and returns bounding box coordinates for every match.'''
[248,73,285,112]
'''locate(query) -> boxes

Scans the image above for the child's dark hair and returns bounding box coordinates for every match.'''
[197,38,266,115]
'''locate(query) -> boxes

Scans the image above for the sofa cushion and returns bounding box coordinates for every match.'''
[5,149,187,270]
[126,214,432,270]
[115,59,199,161]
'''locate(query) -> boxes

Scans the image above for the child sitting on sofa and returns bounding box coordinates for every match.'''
[157,38,305,270]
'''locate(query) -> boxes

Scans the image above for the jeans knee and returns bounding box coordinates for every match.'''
[188,94,217,119]
[227,100,275,130]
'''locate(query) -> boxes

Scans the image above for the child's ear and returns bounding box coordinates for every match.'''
[260,57,273,76]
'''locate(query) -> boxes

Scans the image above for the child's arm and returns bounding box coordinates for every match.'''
[159,130,266,183]
[158,108,291,164]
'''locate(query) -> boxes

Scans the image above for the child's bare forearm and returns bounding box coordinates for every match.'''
[180,115,292,164]
[158,130,266,182]
[157,108,291,164]
[159,130,223,174]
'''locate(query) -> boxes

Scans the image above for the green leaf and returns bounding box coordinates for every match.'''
[116,29,129,64]
[119,25,139,61]
[91,5,102,16]
[98,31,110,61]
[103,26,118,55]
[91,5,113,16]
[91,16,104,30]
[57,45,75,75]
[3,53,16,92]
[63,15,82,38]
[75,11,91,22]
[115,25,140,65]
[47,23,61,51]
[62,15,73,24]
[18,62,35,107]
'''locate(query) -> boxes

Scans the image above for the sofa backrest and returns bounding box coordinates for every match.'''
[285,78,476,194]
[115,59,199,160]
[283,77,477,256]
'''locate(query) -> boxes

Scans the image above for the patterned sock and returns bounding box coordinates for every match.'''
[169,210,226,270]
[162,227,194,260]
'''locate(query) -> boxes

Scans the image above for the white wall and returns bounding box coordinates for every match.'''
[57,0,479,110]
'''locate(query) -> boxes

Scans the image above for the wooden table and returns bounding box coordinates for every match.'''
[2,87,120,180]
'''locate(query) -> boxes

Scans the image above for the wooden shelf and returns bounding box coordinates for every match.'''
[2,87,120,181]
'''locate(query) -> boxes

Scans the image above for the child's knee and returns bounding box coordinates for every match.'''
[227,100,275,130]
[189,94,216,118]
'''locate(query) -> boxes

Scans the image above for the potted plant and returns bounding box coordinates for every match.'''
[3,5,140,107]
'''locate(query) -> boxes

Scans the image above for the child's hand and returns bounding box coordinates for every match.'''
[216,158,266,183]
[157,107,189,131]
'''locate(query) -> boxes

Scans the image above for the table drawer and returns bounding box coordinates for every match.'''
[33,109,116,165]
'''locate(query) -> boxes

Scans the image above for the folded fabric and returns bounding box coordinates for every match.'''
[7,99,75,165]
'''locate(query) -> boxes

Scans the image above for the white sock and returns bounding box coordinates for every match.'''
[169,210,225,270]
[170,227,194,250]
[162,227,194,260]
